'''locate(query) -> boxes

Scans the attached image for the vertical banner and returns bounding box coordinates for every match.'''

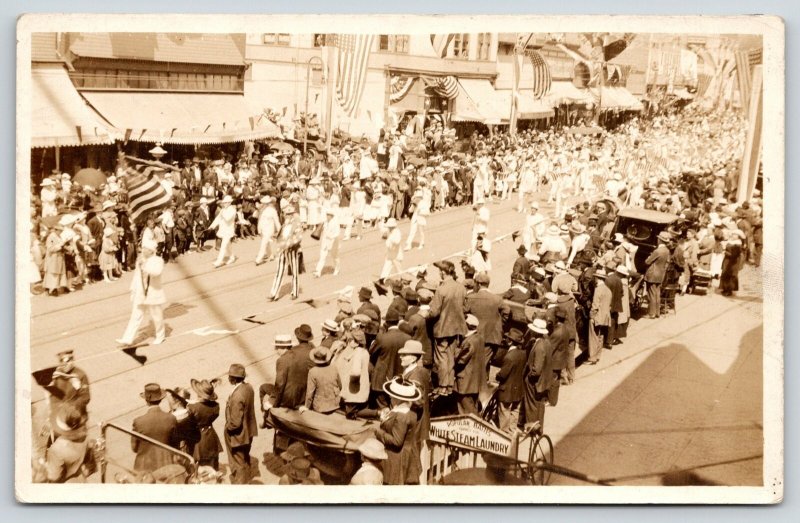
[323,39,338,152]
[737,65,762,203]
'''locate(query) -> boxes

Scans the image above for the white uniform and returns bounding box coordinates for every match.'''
[380,227,403,279]
[211,204,237,266]
[118,254,166,344]
[255,204,281,263]
[315,214,341,277]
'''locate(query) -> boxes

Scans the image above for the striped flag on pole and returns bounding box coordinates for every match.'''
[332,34,374,117]
[735,48,762,111]
[430,34,455,58]
[126,165,172,223]
[526,49,552,99]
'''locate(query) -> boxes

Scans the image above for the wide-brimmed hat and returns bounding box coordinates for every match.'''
[528,318,549,335]
[358,438,388,461]
[287,457,314,481]
[166,386,191,406]
[309,347,333,365]
[294,324,314,342]
[59,214,78,227]
[402,288,418,303]
[507,328,524,344]
[228,363,246,379]
[321,319,340,334]
[398,340,424,356]
[382,377,422,402]
[657,231,672,243]
[190,378,219,401]
[140,383,166,403]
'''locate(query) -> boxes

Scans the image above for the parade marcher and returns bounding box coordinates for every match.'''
[522,202,547,255]
[374,377,421,485]
[379,218,403,279]
[454,315,485,415]
[523,318,556,432]
[269,205,304,301]
[350,438,387,485]
[210,195,238,268]
[131,383,178,475]
[314,207,341,278]
[224,363,258,485]
[116,238,166,347]
[645,231,672,318]
[429,260,468,396]
[255,195,281,266]
[302,347,341,414]
[494,328,526,434]
[404,179,431,250]
[188,378,223,470]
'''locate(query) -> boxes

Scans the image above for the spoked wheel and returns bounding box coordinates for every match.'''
[528,434,554,485]
[479,392,500,427]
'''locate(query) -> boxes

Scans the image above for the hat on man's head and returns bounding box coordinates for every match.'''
[351,314,372,326]
[433,260,455,274]
[358,287,373,300]
[141,238,159,252]
[402,288,418,303]
[417,288,434,304]
[41,179,56,187]
[382,377,422,402]
[616,265,630,277]
[544,291,558,303]
[517,244,528,255]
[507,328,524,344]
[528,318,549,336]
[140,383,166,403]
[475,272,490,285]
[390,279,403,292]
[658,231,672,243]
[220,195,234,205]
[465,314,480,329]
[385,218,398,228]
[53,405,83,436]
[398,340,424,356]
[228,363,246,379]
[57,349,75,362]
[385,309,401,324]
[309,347,333,365]
[321,319,340,334]
[294,324,314,342]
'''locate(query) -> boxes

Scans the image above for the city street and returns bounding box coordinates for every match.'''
[28,194,763,486]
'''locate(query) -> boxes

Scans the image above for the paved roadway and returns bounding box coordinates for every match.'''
[27,194,763,486]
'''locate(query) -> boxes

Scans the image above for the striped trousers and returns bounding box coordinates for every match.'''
[270,248,300,299]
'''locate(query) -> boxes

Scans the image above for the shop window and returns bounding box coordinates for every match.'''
[450,33,470,59]
[263,33,291,46]
[477,33,491,60]
[379,35,409,53]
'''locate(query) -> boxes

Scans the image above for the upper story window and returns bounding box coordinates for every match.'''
[449,33,470,59]
[477,33,491,60]
[262,33,291,46]
[70,67,244,93]
[378,35,409,54]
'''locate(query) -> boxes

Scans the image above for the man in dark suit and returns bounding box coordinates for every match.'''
[225,363,258,485]
[193,198,212,251]
[645,232,672,319]
[548,308,572,391]
[429,260,468,396]
[404,289,434,369]
[131,383,178,474]
[494,328,526,434]
[357,287,382,348]
[511,244,531,282]
[454,315,486,415]
[273,325,316,409]
[399,341,432,446]
[523,319,557,432]
[603,262,624,345]
[465,272,510,373]
[369,310,411,409]
[386,279,408,319]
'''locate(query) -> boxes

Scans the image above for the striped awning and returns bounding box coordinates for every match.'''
[82,91,282,145]
[590,86,644,111]
[31,64,118,148]
[545,81,594,106]
[452,79,508,125]
[497,91,555,120]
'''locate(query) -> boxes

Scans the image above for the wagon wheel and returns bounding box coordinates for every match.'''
[479,391,500,427]
[528,434,554,485]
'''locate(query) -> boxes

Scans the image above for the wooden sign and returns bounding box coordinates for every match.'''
[429,414,513,458]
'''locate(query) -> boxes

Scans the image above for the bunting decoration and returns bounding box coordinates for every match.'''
[526,49,552,99]
[389,74,417,104]
[421,75,459,100]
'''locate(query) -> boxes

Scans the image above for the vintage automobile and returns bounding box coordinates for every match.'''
[611,208,679,274]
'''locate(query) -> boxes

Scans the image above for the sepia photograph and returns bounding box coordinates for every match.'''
[15,14,784,504]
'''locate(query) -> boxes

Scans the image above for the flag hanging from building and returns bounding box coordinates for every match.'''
[735,47,763,111]
[389,74,417,104]
[125,163,173,223]
[526,49,552,99]
[332,34,374,117]
[420,75,459,99]
[430,34,456,58]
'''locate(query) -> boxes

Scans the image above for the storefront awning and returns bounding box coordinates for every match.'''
[590,86,644,111]
[496,91,555,120]
[82,91,282,145]
[453,79,508,125]
[31,64,118,148]
[545,81,594,106]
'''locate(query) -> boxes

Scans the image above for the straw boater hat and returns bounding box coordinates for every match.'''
[528,318,549,336]
[358,438,388,461]
[382,377,422,402]
[321,319,340,334]
[274,334,293,348]
[190,378,219,401]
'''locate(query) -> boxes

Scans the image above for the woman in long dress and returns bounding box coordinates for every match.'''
[43,226,67,296]
[719,230,744,296]
[374,378,421,485]
[188,379,223,470]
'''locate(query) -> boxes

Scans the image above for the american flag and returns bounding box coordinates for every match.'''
[126,166,172,223]
[735,48,763,110]
[332,34,374,117]
[389,74,416,104]
[430,34,455,58]
[526,49,552,100]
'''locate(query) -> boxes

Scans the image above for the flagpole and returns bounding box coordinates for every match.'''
[324,37,337,153]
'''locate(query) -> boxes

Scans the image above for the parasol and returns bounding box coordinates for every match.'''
[73,168,107,189]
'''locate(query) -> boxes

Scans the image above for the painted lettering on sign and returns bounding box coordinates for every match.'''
[428,415,512,457]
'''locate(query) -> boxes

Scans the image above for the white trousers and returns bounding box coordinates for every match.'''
[316,239,340,275]
[380,258,403,279]
[120,304,165,344]
[214,236,234,265]
[256,234,274,263]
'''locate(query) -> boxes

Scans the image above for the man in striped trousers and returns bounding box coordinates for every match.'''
[269,206,303,301]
